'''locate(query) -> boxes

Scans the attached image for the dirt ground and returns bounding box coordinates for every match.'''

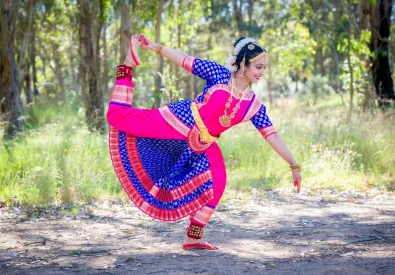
[1,190,395,275]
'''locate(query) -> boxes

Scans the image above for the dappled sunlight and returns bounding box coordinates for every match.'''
[2,193,394,274]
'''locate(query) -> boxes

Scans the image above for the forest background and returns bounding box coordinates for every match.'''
[0,0,394,208]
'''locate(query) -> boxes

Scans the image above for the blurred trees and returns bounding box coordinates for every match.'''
[0,0,24,138]
[1,0,394,139]
[78,0,109,133]
[369,0,394,108]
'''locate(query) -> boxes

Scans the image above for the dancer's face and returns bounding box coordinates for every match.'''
[245,56,268,84]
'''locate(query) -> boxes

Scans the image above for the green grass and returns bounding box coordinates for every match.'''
[0,95,394,207]
[220,96,395,192]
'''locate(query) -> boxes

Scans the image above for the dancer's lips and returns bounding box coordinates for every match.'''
[255,76,261,80]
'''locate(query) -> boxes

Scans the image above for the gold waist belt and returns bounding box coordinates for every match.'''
[190,102,219,143]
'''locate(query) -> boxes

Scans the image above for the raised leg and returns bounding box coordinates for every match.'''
[106,35,185,140]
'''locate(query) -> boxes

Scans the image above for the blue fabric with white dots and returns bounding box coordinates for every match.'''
[118,131,213,210]
[167,99,195,127]
[193,58,230,103]
[135,137,210,190]
[168,58,230,125]
[250,105,273,130]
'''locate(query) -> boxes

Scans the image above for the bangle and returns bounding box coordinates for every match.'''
[289,163,301,172]
[155,44,164,56]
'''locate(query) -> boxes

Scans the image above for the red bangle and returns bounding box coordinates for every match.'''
[116,65,133,80]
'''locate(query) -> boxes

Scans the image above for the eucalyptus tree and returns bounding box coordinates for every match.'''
[359,0,394,109]
[0,0,24,138]
[78,0,110,133]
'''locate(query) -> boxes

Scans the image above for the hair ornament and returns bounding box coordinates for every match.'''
[225,55,238,72]
[248,44,255,50]
[249,52,268,63]
[233,37,255,56]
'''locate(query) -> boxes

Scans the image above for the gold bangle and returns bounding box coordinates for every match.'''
[289,164,301,169]
[291,169,301,172]
[155,44,164,56]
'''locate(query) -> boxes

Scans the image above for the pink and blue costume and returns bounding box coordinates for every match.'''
[107,57,277,227]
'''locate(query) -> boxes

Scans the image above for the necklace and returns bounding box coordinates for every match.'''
[219,78,249,127]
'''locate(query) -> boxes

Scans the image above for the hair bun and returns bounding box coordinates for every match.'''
[233,37,256,56]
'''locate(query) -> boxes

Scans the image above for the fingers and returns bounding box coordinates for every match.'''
[138,34,149,45]
[293,174,302,194]
[298,177,302,193]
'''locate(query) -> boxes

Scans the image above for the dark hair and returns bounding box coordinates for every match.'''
[233,37,266,70]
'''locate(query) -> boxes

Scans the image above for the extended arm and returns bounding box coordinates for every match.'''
[265,133,297,165]
[266,133,302,193]
[250,104,302,193]
[140,35,229,83]
[141,35,187,67]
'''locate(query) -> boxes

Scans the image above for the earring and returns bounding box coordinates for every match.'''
[239,54,246,77]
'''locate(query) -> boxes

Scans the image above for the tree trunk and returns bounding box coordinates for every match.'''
[17,0,34,89]
[247,0,254,31]
[102,22,110,97]
[24,63,33,104]
[347,0,355,119]
[51,42,65,102]
[233,0,244,36]
[371,0,394,108]
[78,0,105,133]
[328,32,345,105]
[175,0,182,94]
[119,0,131,63]
[0,0,24,138]
[69,31,78,92]
[94,1,104,125]
[31,24,39,97]
[154,0,165,108]
[294,69,299,93]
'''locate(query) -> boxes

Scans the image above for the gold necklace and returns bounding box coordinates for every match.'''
[219,78,249,127]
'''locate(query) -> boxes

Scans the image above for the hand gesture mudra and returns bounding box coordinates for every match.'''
[138,34,153,49]
[292,171,302,193]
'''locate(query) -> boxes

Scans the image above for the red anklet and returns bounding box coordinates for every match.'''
[116,65,133,80]
[187,223,204,239]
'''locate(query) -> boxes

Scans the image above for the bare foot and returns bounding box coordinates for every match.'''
[182,236,218,250]
[124,34,142,67]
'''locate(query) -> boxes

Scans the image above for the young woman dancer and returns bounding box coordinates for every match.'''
[107,34,302,250]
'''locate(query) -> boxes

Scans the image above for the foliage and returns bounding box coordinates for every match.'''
[338,30,372,106]
[299,74,334,104]
[270,21,316,80]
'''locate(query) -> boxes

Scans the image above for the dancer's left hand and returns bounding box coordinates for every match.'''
[292,171,302,194]
[138,34,152,49]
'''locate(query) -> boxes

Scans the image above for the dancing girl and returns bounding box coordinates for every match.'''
[107,34,302,250]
